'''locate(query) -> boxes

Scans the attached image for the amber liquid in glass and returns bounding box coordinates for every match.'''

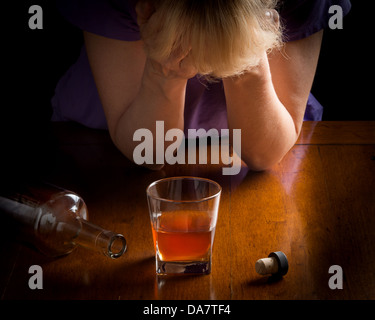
[152,210,215,262]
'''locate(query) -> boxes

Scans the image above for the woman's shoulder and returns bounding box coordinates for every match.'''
[278,0,351,41]
[56,0,140,41]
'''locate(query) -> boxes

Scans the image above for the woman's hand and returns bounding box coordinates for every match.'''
[146,49,198,80]
[135,0,197,80]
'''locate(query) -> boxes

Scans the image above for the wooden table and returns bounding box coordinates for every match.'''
[1,121,375,302]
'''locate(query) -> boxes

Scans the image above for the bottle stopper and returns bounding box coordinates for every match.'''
[255,251,288,277]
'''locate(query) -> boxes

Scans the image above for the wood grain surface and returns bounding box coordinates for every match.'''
[1,121,374,300]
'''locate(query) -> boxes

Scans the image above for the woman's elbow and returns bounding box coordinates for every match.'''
[241,131,300,171]
[241,148,289,172]
[243,156,278,172]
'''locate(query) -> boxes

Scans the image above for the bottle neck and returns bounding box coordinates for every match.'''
[74,219,127,259]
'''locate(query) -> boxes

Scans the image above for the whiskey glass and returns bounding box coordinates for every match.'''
[146,177,221,275]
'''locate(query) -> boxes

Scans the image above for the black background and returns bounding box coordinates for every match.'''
[311,0,373,121]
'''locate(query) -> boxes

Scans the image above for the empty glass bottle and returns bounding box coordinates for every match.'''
[0,182,126,259]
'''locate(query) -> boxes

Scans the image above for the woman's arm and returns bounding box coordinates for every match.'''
[223,30,323,171]
[83,2,197,169]
[83,30,195,169]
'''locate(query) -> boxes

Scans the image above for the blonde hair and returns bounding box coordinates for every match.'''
[141,0,282,79]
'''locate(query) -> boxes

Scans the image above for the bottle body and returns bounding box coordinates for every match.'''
[0,182,126,259]
[34,190,88,257]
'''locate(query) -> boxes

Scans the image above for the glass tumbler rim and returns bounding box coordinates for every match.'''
[146,176,222,204]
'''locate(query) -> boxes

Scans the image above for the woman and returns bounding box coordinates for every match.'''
[52,0,351,171]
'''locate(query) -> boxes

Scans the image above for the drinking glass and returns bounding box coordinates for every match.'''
[146,177,221,275]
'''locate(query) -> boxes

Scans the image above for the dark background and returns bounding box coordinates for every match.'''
[2,0,373,162]
[311,0,373,121]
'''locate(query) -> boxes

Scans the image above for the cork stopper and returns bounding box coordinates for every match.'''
[255,257,279,275]
[255,251,288,277]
